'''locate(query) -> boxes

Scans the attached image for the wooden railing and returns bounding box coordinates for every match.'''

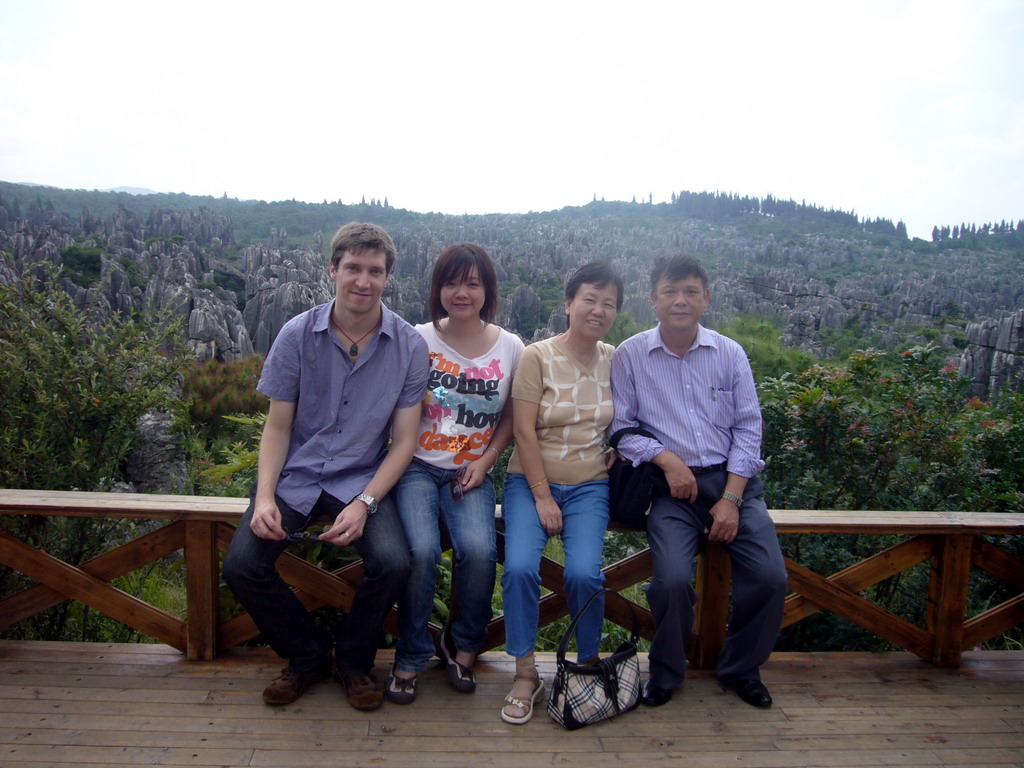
[1,489,1022,667]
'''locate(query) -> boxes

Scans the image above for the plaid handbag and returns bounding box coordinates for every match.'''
[546,589,642,729]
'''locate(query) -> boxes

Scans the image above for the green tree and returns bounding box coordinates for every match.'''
[0,266,191,491]
[715,315,817,379]
[0,265,193,640]
[758,345,1023,651]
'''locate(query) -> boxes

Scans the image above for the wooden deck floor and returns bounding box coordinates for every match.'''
[0,642,1022,768]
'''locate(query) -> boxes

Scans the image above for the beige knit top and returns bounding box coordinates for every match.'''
[507,335,615,486]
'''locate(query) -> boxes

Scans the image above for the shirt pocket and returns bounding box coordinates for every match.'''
[710,388,735,429]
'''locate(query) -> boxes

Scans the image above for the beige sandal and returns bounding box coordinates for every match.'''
[501,675,545,725]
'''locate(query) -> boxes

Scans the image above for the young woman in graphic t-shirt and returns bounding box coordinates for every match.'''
[387,243,524,704]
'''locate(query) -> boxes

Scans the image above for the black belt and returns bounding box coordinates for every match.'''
[691,462,727,475]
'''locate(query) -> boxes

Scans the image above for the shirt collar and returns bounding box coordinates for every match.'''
[314,300,395,338]
[647,323,717,357]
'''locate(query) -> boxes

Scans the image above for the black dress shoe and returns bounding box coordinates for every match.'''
[729,679,772,708]
[641,681,673,707]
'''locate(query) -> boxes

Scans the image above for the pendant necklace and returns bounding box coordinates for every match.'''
[330,314,379,357]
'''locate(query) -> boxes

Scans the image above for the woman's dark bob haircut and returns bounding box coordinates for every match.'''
[429,243,500,326]
[564,261,624,310]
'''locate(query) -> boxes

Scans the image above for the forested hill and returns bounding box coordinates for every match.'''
[1,181,1021,392]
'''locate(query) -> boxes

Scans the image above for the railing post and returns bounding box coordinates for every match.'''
[184,520,220,661]
[927,533,973,667]
[692,542,731,669]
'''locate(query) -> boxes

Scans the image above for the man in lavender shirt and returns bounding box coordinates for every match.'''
[223,223,429,711]
[610,255,788,710]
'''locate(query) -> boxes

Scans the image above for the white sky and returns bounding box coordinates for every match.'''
[0,0,1021,240]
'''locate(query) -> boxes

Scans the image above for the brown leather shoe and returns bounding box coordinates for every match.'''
[336,670,384,711]
[262,659,330,705]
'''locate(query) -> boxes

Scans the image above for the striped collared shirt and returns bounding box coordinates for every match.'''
[609,324,764,478]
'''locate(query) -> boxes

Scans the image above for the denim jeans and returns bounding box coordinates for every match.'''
[392,457,497,674]
[222,487,410,676]
[501,474,609,661]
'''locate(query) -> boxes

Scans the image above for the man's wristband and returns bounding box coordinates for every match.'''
[721,490,743,506]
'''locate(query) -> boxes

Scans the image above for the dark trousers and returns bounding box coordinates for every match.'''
[222,488,410,676]
[645,474,788,689]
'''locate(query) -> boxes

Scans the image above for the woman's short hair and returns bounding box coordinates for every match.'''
[565,262,624,310]
[429,243,499,326]
[329,222,397,274]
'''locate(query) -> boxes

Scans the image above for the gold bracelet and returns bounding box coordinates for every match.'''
[529,477,548,489]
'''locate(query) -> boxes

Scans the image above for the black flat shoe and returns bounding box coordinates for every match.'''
[728,679,772,708]
[434,624,476,693]
[641,681,673,707]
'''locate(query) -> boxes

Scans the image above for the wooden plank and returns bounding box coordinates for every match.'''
[4,489,1023,532]
[693,543,732,669]
[784,559,934,659]
[0,522,185,630]
[963,593,1024,649]
[0,744,255,765]
[972,536,1024,588]
[184,520,219,661]
[783,535,934,625]
[1,642,1022,768]
[0,531,187,651]
[0,488,248,522]
[275,552,358,607]
[928,534,973,666]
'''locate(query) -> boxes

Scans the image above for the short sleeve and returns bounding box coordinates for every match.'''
[511,343,545,404]
[397,333,430,409]
[257,318,302,403]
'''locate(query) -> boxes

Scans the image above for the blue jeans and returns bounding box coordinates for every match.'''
[392,457,497,674]
[223,487,410,676]
[501,474,609,661]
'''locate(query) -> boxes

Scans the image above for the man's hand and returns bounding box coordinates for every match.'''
[250,497,286,540]
[707,498,740,543]
[320,501,369,546]
[535,497,563,536]
[654,450,698,502]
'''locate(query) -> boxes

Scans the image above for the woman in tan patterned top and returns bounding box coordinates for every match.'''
[499,262,623,724]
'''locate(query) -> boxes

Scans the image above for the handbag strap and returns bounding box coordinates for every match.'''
[608,426,658,450]
[555,588,641,662]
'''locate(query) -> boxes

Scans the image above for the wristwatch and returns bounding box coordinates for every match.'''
[721,490,743,506]
[356,492,378,515]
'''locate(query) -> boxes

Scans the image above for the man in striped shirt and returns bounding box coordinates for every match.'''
[610,255,788,710]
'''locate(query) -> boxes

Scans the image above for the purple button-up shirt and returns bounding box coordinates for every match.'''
[257,300,429,516]
[609,324,764,478]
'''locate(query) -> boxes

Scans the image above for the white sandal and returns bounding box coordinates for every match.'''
[501,676,545,725]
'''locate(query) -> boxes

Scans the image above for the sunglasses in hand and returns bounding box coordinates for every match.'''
[450,466,468,503]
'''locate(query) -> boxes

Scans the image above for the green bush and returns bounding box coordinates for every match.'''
[184,356,267,425]
[759,344,1024,651]
[0,265,191,491]
[0,265,192,641]
[59,244,103,286]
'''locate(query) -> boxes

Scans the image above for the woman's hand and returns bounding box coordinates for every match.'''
[605,449,620,470]
[459,449,498,491]
[535,496,563,536]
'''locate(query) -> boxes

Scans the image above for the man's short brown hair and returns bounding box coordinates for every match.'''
[329,222,397,274]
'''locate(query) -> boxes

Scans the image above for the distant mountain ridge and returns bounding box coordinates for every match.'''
[1,180,1021,396]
